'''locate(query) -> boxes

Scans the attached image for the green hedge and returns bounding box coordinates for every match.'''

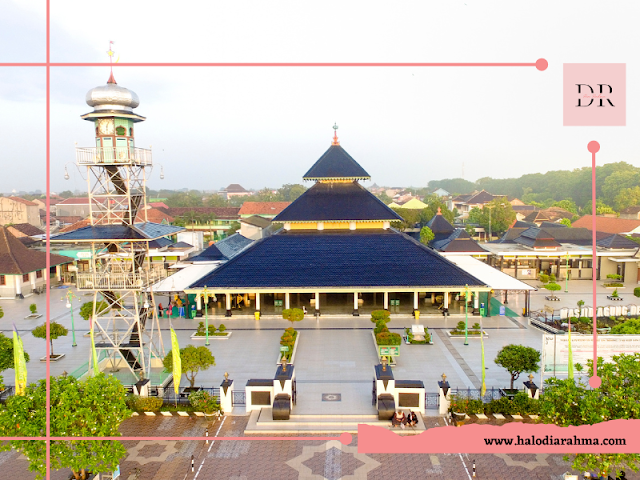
[376,332,402,345]
[450,392,539,416]
[544,282,561,291]
[280,327,297,361]
[126,395,164,412]
[371,310,391,322]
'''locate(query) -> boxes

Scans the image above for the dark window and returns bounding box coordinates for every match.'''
[36,270,43,279]
[0,275,5,285]
[398,393,420,408]
[22,273,29,282]
[251,391,271,406]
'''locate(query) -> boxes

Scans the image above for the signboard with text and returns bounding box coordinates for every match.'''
[379,346,400,357]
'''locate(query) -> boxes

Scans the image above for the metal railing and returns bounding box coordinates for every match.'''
[448,387,503,402]
[76,146,152,166]
[161,386,220,406]
[0,386,15,403]
[232,390,246,406]
[76,269,166,290]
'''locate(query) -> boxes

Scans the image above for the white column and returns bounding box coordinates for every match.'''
[196,294,202,310]
[55,265,61,281]
[474,291,479,309]
[315,292,320,310]
[15,275,22,296]
[444,291,449,309]
[225,293,231,310]
[285,292,290,309]
[256,293,261,311]
[353,292,359,311]
[30,272,36,291]
[383,292,389,309]
[413,292,419,310]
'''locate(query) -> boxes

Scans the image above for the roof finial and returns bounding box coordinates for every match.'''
[331,123,340,146]
[107,41,117,84]
[437,206,442,215]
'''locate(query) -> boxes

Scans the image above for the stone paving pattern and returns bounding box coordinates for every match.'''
[5,415,633,479]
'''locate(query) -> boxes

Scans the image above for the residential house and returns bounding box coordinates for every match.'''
[572,215,640,235]
[218,184,252,200]
[522,207,573,225]
[0,196,41,227]
[0,227,73,298]
[6,223,45,246]
[238,201,290,219]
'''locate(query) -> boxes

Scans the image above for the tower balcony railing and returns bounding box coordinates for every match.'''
[76,268,166,290]
[76,146,152,166]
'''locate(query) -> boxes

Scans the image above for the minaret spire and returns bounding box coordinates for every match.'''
[331,123,340,146]
[107,41,117,84]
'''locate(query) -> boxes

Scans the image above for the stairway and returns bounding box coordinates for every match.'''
[244,408,427,434]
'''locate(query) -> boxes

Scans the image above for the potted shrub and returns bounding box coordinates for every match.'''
[495,344,540,398]
[189,389,221,415]
[32,321,68,361]
[25,303,42,320]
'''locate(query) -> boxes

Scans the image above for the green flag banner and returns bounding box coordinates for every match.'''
[13,329,27,396]
[480,328,487,397]
[567,321,574,380]
[90,317,99,376]
[171,328,181,395]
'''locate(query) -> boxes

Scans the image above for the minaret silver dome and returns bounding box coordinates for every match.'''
[85,72,140,113]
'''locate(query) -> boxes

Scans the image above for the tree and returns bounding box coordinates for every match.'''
[204,194,229,207]
[0,331,30,372]
[390,207,420,231]
[278,183,306,201]
[611,318,640,334]
[539,354,640,477]
[376,192,392,204]
[494,344,540,390]
[282,308,304,327]
[163,345,216,388]
[559,218,572,227]
[552,199,578,214]
[419,226,434,245]
[0,373,129,480]
[79,300,109,321]
[615,186,640,212]
[0,305,3,319]
[467,197,516,237]
[32,322,68,357]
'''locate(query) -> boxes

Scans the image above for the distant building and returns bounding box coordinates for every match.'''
[432,188,449,197]
[54,197,98,217]
[449,190,499,219]
[388,197,428,210]
[218,184,252,200]
[572,215,640,235]
[619,206,640,220]
[0,226,73,298]
[167,207,240,240]
[238,201,290,219]
[6,223,45,246]
[240,215,273,240]
[0,196,41,227]
[522,207,573,226]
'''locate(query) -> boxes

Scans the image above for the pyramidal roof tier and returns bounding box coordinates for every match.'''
[274,181,402,223]
[303,144,371,181]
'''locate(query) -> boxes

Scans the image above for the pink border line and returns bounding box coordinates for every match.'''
[1,61,543,68]
[4,3,550,476]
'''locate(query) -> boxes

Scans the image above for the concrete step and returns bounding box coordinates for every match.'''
[245,408,427,434]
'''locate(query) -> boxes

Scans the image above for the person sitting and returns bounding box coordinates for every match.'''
[158,303,163,318]
[391,410,406,428]
[406,411,418,427]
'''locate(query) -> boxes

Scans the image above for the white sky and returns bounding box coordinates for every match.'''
[1,0,639,194]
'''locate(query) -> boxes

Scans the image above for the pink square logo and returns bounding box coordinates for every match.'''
[563,63,626,126]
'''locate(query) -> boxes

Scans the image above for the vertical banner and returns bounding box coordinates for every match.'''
[12,328,27,396]
[170,327,181,395]
[90,317,99,376]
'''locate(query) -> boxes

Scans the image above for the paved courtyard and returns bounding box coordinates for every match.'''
[3,415,616,480]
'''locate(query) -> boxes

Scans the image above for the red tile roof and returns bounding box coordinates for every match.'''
[7,196,37,206]
[58,208,174,233]
[6,223,45,237]
[238,201,291,216]
[572,215,640,234]
[0,227,72,274]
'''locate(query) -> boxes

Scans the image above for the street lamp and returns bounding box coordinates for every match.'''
[62,290,81,347]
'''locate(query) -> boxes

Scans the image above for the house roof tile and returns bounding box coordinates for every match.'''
[238,202,291,216]
[572,215,640,234]
[0,227,73,275]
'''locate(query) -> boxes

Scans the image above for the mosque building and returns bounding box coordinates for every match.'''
[186,126,491,316]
